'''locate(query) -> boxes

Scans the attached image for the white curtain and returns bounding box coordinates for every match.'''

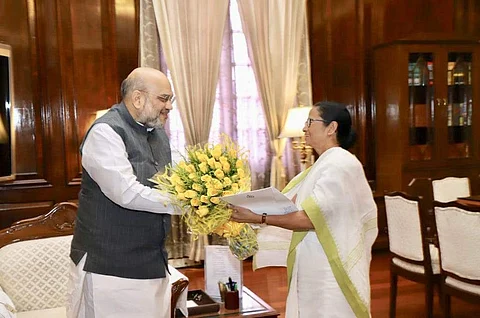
[283,6,313,181]
[237,0,307,189]
[152,0,229,146]
[209,1,271,190]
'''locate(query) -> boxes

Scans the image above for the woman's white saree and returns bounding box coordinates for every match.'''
[283,147,377,318]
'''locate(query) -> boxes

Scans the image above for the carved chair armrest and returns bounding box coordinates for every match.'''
[171,278,189,318]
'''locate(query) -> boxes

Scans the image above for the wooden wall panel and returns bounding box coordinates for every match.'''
[308,0,368,168]
[0,0,139,228]
[115,0,139,90]
[0,0,43,184]
[308,0,480,183]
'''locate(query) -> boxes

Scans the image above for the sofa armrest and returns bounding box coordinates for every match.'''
[0,285,17,318]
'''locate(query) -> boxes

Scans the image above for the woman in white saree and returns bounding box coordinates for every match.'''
[230,101,378,318]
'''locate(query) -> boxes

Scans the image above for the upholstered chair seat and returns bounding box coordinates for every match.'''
[385,192,440,318]
[434,202,480,317]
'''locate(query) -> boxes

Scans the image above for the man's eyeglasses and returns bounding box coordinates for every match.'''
[139,90,175,104]
[305,118,329,128]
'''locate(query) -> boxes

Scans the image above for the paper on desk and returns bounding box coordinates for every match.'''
[204,245,243,299]
[221,186,298,215]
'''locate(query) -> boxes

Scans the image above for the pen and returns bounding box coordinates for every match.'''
[228,277,234,291]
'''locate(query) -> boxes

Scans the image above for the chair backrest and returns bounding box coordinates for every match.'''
[432,177,470,203]
[434,202,480,281]
[384,192,425,262]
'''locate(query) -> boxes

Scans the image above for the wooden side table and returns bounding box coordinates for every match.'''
[180,286,279,318]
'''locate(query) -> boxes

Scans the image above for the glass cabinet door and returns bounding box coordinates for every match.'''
[446,52,473,158]
[408,53,434,161]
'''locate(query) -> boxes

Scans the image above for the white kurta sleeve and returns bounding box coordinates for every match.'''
[82,123,177,214]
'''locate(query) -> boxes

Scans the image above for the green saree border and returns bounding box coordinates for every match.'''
[288,196,370,318]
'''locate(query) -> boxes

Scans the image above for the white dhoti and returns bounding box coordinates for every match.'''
[67,255,177,318]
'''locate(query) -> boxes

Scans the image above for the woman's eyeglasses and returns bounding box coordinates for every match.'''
[305,118,329,127]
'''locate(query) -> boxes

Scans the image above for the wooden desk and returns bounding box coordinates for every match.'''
[181,286,279,318]
[457,195,480,207]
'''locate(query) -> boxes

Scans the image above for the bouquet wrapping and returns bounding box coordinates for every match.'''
[150,136,258,260]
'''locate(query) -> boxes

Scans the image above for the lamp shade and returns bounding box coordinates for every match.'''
[278,106,312,138]
[0,118,8,144]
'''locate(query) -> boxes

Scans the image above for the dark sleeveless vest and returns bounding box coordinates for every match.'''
[70,102,172,279]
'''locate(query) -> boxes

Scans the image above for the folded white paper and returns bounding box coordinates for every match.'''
[221,187,298,215]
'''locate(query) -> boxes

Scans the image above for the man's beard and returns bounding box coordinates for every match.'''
[145,117,164,129]
[139,112,165,129]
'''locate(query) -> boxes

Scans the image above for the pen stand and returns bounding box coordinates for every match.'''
[224,290,240,310]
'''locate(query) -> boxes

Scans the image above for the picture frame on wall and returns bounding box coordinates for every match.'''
[0,43,15,182]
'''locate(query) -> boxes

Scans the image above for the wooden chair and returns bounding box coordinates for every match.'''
[0,202,188,318]
[384,192,440,318]
[432,177,470,203]
[434,201,480,318]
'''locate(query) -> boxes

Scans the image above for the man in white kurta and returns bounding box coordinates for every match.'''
[283,147,377,318]
[67,68,185,318]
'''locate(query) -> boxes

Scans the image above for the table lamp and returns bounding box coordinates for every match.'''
[0,118,8,144]
[278,106,313,169]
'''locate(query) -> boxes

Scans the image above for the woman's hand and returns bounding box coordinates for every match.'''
[228,204,262,224]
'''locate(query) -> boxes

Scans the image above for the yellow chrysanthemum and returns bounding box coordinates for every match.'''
[236,159,244,169]
[199,153,209,163]
[198,162,209,174]
[190,198,201,207]
[201,174,212,183]
[212,179,224,190]
[200,195,210,204]
[214,169,225,180]
[222,162,230,173]
[196,206,209,217]
[178,161,187,169]
[192,183,204,192]
[184,190,198,199]
[175,185,186,193]
[237,168,245,178]
[223,177,232,187]
[207,188,220,197]
[185,164,196,173]
[207,158,216,169]
[211,145,222,159]
[188,173,200,181]
[210,197,220,204]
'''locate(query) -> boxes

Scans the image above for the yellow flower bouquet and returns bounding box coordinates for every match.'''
[150,136,258,260]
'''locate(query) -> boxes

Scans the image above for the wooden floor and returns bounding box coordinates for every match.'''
[179,251,480,317]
